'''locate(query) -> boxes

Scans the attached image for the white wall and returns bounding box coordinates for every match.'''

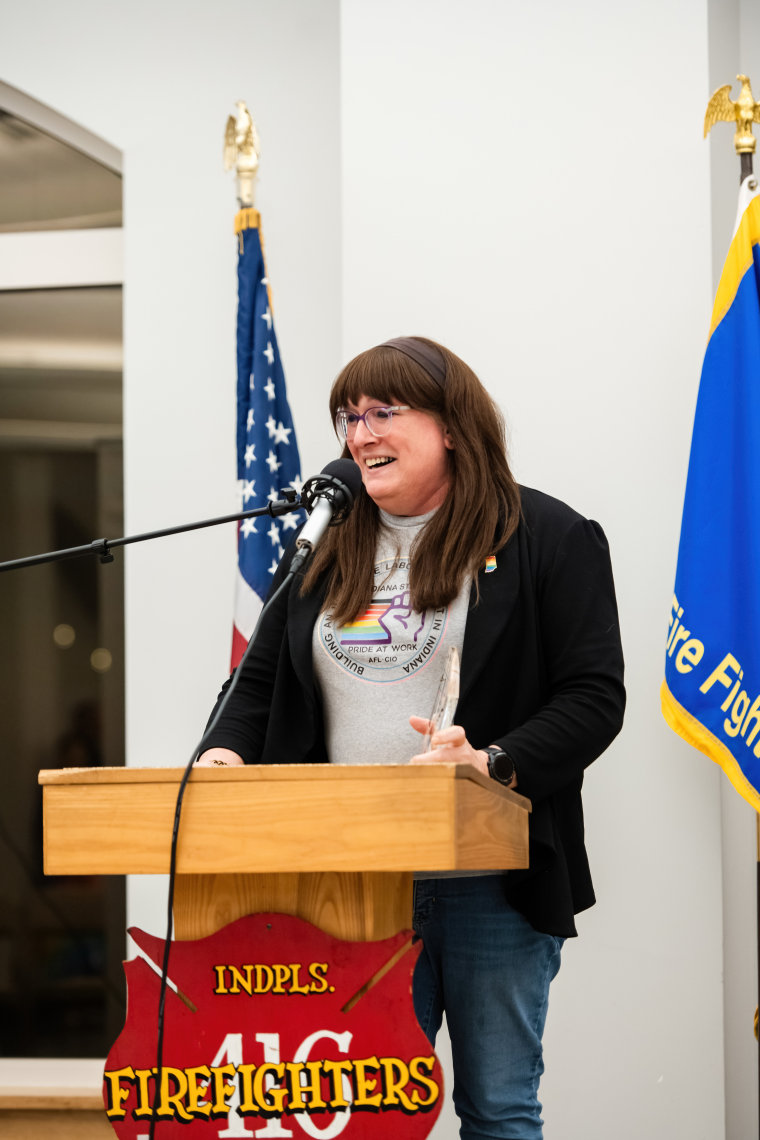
[340,2,723,1138]
[0,0,342,933]
[2,1,756,1136]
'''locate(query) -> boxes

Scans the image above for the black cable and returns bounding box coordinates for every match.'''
[144,460,360,1134]
[147,568,296,1139]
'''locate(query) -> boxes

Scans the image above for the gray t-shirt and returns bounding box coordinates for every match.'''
[313,509,470,766]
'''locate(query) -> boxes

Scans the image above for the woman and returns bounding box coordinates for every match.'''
[197,336,625,1139]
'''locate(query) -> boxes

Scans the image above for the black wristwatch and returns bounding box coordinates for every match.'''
[484,745,515,787]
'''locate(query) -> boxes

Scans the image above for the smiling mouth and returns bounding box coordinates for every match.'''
[365,456,396,469]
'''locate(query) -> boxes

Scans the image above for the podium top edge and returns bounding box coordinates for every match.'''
[37,764,529,808]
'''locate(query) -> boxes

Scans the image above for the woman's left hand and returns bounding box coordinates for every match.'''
[408,715,489,777]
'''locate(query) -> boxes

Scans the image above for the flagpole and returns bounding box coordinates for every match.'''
[729,120,760,1140]
[739,136,760,1140]
[739,139,760,1140]
[701,75,760,1139]
[224,102,308,671]
[727,123,760,1136]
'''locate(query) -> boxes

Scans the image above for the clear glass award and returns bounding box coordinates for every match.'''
[424,645,461,751]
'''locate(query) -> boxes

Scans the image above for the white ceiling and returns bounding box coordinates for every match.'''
[0,109,122,232]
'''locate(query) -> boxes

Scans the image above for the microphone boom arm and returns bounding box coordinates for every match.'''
[0,493,303,574]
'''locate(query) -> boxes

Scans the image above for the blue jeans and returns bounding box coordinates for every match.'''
[412,876,563,1140]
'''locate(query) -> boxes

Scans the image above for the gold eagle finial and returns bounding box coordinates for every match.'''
[704,74,760,155]
[224,101,261,206]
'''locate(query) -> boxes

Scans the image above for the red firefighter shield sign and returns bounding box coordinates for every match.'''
[104,914,443,1138]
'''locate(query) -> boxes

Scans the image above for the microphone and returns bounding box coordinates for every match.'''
[289,459,362,573]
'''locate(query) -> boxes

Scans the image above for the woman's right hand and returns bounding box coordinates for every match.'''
[194,748,245,767]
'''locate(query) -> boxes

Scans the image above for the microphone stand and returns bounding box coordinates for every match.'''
[8,459,359,1136]
[148,461,361,1137]
[0,492,303,573]
[0,485,306,1137]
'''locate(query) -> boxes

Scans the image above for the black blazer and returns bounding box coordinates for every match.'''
[205,485,625,937]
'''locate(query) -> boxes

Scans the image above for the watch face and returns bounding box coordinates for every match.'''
[489,750,513,784]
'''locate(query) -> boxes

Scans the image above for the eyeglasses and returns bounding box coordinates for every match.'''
[335,405,410,440]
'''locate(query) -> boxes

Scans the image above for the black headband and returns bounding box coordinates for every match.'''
[378,337,447,389]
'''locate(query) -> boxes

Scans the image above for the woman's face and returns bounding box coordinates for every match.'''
[344,394,454,516]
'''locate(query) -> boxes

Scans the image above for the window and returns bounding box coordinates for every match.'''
[0,90,125,1059]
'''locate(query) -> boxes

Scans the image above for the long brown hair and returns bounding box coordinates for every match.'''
[302,337,521,625]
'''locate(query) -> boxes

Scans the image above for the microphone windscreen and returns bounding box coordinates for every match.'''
[320,458,363,501]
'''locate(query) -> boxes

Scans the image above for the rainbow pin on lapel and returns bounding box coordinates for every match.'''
[485,554,497,574]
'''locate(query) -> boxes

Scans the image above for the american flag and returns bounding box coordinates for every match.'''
[231,210,305,668]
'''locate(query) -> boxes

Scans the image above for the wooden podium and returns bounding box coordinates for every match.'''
[22,765,530,1139]
[40,764,531,941]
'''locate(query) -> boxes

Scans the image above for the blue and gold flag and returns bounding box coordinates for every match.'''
[231,208,304,668]
[662,186,760,810]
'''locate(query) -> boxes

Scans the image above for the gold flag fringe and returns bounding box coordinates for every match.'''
[232,208,273,312]
[234,208,262,254]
